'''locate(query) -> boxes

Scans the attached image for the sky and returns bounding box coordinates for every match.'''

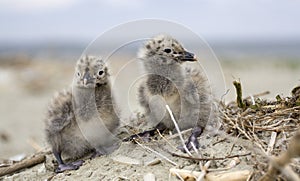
[0,0,300,44]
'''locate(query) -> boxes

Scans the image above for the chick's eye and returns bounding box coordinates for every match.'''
[164,48,172,53]
[98,70,104,76]
[77,72,81,77]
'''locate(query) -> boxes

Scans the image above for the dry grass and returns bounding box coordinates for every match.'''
[219,84,300,180]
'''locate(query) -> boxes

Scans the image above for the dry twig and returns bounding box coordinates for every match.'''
[134,140,177,166]
[0,153,45,177]
[171,152,251,161]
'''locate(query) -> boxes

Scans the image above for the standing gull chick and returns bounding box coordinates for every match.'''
[138,34,212,150]
[45,56,119,172]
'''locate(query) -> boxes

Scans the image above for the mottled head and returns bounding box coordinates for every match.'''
[138,34,197,64]
[74,55,108,88]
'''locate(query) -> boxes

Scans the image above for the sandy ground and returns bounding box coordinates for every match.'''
[2,129,253,180]
[0,56,299,180]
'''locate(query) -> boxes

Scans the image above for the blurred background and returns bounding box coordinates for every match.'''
[0,0,299,158]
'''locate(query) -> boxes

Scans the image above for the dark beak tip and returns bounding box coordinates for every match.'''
[182,51,198,62]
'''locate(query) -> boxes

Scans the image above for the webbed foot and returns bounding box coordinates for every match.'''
[55,160,84,173]
[177,126,203,152]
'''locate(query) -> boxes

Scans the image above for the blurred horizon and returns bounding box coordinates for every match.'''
[1,39,300,61]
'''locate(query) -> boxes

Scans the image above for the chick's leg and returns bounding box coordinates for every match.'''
[53,149,84,173]
[178,126,203,152]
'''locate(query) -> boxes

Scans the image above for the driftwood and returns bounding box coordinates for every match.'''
[170,168,252,181]
[0,154,45,177]
[206,170,252,181]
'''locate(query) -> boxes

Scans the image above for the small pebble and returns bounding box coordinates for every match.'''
[116,168,121,172]
[65,172,71,176]
[37,163,46,174]
[85,170,93,178]
[103,161,109,166]
[0,133,9,142]
[179,165,184,169]
[144,173,156,181]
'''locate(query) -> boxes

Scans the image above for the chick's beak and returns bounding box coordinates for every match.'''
[182,51,197,61]
[83,72,92,86]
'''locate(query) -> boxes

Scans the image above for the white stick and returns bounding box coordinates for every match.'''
[266,131,277,156]
[250,95,255,105]
[166,105,193,156]
[191,142,197,154]
[197,161,211,181]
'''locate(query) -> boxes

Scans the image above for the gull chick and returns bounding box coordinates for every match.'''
[45,56,119,172]
[138,34,212,150]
